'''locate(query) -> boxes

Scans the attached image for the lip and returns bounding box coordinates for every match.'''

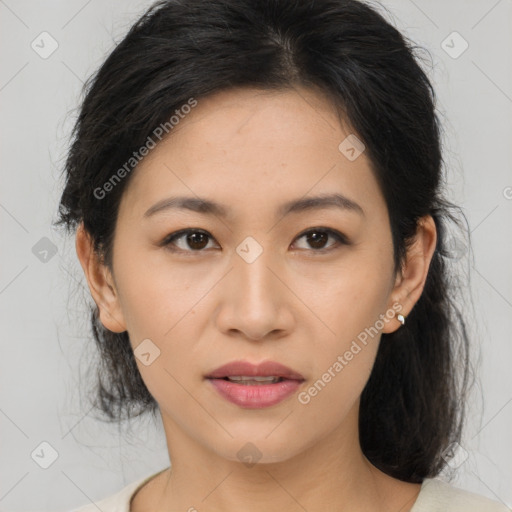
[205,360,305,380]
[205,360,305,409]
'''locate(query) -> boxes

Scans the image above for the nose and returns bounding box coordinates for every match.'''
[214,247,295,341]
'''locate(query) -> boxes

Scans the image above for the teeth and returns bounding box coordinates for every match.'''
[226,376,281,384]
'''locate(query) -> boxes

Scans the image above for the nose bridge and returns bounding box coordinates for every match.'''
[232,240,280,309]
[215,237,290,339]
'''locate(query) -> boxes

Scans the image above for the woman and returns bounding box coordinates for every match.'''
[56,0,509,510]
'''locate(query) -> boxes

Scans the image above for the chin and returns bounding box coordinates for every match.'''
[211,436,305,467]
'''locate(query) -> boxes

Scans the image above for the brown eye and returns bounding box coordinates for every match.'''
[162,229,217,252]
[185,232,209,250]
[293,228,348,251]
[305,231,329,249]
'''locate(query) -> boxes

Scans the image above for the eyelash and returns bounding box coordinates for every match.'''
[160,227,350,255]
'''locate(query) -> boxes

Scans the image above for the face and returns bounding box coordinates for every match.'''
[82,86,417,465]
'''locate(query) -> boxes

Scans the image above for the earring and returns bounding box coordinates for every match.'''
[397,312,406,326]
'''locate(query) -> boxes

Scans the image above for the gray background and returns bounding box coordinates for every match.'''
[0,0,511,510]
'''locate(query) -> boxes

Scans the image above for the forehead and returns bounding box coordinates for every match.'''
[170,86,347,152]
[118,86,384,222]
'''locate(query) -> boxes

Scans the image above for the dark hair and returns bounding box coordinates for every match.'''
[54,0,473,483]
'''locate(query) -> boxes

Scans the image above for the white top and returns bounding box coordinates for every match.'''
[70,469,511,512]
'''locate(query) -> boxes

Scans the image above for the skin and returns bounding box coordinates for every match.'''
[76,86,437,512]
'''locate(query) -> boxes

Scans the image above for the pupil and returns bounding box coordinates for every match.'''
[187,232,208,250]
[307,231,327,249]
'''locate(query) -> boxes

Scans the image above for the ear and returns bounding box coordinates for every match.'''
[75,222,127,333]
[382,215,437,333]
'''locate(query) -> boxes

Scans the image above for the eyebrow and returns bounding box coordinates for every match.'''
[143,193,365,219]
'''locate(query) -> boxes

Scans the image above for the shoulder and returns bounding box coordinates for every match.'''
[68,468,168,512]
[411,478,511,512]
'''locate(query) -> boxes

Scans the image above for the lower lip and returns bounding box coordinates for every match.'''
[207,378,303,408]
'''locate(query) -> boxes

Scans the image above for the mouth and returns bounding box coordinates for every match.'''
[214,376,287,385]
[205,360,305,408]
[205,359,305,381]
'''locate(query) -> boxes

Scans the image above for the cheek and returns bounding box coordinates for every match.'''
[113,248,206,340]
[111,250,211,393]
[292,252,392,399]
[294,250,393,338]
[294,276,386,428]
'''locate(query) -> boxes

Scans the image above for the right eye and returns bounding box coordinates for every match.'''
[161,229,219,253]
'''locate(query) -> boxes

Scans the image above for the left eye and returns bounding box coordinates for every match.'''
[292,228,348,251]
[161,227,348,253]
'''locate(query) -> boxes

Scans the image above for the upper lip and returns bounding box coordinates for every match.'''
[205,360,305,381]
